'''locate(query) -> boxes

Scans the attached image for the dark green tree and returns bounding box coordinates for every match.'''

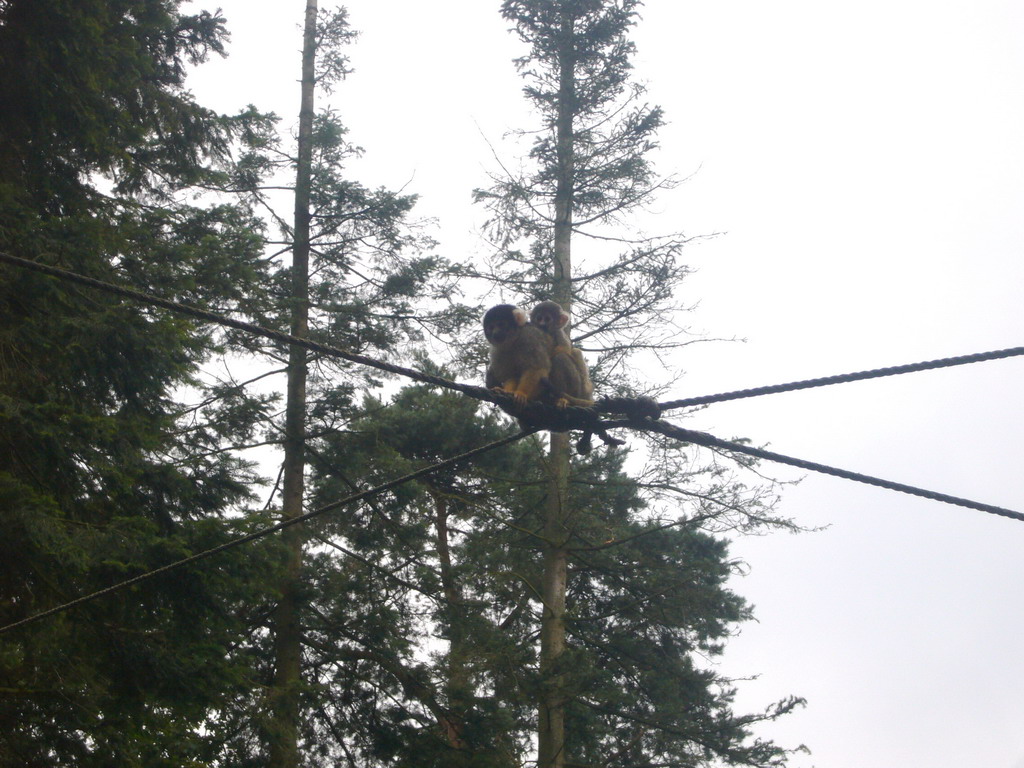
[303,382,541,767]
[297,380,560,767]
[0,1,283,765]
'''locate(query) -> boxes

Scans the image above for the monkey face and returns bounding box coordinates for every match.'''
[530,300,569,333]
[483,304,527,344]
[532,310,553,332]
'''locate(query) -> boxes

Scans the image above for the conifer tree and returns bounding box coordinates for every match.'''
[304,382,543,767]
[0,1,281,764]
[299,374,800,767]
[467,1,804,765]
[211,5,460,766]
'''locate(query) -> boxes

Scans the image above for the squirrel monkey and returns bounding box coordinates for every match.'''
[483,304,552,405]
[530,300,594,407]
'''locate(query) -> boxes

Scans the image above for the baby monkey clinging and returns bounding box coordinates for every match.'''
[529,300,594,408]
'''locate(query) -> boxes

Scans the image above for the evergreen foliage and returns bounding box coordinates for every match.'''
[469,1,803,765]
[204,5,463,765]
[0,2,280,764]
[305,383,563,766]
[298,380,801,767]
[0,1,802,766]
[475,0,696,385]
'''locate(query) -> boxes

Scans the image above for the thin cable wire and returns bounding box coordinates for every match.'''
[616,418,1024,523]
[660,346,1024,411]
[0,251,489,397]
[0,251,612,426]
[0,428,537,635]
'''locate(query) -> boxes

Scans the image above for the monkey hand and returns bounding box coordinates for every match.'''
[490,384,527,406]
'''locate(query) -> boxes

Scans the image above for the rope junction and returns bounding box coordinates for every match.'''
[1,251,1021,634]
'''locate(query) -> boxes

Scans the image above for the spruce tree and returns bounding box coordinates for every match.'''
[467,1,804,765]
[304,382,553,767]
[0,1,280,765]
[298,375,800,767]
[209,6,461,765]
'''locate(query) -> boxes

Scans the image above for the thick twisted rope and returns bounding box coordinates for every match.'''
[0,251,494,395]
[6,252,1018,427]
[613,418,1024,523]
[659,347,1024,411]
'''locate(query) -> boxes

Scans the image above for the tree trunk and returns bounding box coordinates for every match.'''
[268,1,317,766]
[537,436,570,768]
[537,11,576,768]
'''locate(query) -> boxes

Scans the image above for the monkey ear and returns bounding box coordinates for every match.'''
[559,309,570,327]
[512,307,529,326]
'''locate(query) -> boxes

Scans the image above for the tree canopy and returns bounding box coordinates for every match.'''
[0,2,801,767]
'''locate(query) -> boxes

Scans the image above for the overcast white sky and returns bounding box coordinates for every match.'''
[186,1,1024,765]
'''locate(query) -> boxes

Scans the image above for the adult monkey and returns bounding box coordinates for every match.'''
[483,304,552,405]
